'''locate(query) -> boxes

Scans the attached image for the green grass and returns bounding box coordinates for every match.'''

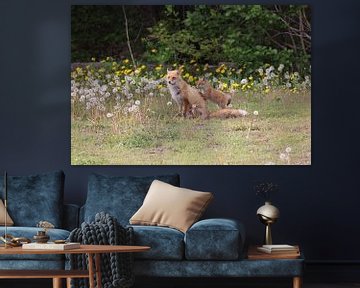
[71,89,311,165]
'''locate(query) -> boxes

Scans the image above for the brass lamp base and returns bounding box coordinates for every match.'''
[265,223,272,245]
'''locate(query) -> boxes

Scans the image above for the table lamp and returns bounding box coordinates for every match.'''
[256,201,280,245]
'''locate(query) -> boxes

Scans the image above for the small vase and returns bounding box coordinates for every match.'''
[33,230,50,243]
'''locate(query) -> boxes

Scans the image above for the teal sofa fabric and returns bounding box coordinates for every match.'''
[0,170,64,227]
[0,171,78,272]
[133,258,303,277]
[0,260,65,270]
[81,173,304,281]
[131,225,184,260]
[184,218,245,260]
[0,227,70,261]
[84,173,180,225]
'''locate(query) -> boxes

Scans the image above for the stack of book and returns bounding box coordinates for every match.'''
[257,244,299,254]
[248,244,300,259]
[22,242,80,250]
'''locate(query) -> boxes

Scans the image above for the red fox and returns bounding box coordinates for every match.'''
[166,69,208,119]
[209,108,248,119]
[196,78,231,108]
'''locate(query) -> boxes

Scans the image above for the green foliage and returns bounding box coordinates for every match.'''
[72,5,311,76]
[143,5,310,75]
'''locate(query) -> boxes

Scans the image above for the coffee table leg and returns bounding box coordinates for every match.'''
[293,276,302,288]
[66,277,72,288]
[88,253,95,288]
[52,278,62,288]
[95,253,102,288]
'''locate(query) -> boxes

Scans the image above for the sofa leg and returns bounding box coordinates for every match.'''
[53,278,62,288]
[67,277,72,288]
[293,276,302,288]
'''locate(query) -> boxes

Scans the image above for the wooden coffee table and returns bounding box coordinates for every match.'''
[0,244,150,288]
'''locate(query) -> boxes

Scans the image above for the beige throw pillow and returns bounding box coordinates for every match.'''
[130,180,213,233]
[0,199,14,226]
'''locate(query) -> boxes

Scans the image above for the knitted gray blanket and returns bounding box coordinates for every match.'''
[68,212,134,288]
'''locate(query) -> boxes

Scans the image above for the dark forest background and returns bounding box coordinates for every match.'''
[72,5,310,75]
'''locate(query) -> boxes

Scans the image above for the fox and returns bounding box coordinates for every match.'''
[190,105,247,119]
[209,108,248,119]
[196,78,231,108]
[166,69,208,119]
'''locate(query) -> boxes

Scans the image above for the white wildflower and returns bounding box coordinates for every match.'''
[135,100,141,106]
[128,105,139,113]
[106,113,114,118]
[280,153,287,160]
[266,66,274,75]
[285,147,292,153]
[167,101,172,106]
[253,111,259,116]
[240,78,248,85]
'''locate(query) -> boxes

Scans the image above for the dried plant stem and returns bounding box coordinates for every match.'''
[246,119,254,139]
[122,5,137,69]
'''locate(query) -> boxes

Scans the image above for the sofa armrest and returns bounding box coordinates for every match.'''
[184,218,245,260]
[63,204,80,231]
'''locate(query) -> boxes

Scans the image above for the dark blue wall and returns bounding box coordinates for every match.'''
[0,0,359,264]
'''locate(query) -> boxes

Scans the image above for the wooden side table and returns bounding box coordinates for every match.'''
[0,244,150,288]
[247,245,303,288]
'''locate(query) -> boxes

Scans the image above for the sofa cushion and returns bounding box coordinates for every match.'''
[0,199,14,226]
[0,227,70,261]
[84,173,180,225]
[0,171,64,227]
[184,218,245,260]
[130,180,213,233]
[130,225,184,260]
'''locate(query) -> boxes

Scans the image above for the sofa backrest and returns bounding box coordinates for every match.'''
[0,170,65,228]
[81,173,180,226]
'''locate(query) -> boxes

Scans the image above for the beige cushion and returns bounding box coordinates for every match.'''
[0,199,14,226]
[130,180,213,233]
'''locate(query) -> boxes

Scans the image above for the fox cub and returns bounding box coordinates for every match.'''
[196,78,231,108]
[166,69,208,119]
[209,108,248,119]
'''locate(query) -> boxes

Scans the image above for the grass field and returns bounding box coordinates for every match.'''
[71,88,311,165]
